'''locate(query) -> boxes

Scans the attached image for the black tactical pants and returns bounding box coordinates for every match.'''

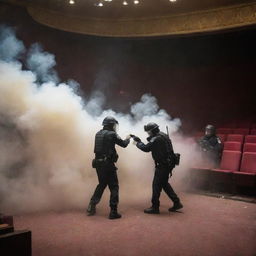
[151,165,180,208]
[90,162,119,210]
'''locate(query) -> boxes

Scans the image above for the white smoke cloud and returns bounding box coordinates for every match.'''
[26,43,59,83]
[0,26,25,62]
[0,26,202,214]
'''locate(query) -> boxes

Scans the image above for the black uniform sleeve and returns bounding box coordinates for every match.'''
[136,138,156,152]
[213,137,223,152]
[114,134,130,148]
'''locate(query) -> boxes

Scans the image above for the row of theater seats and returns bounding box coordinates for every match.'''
[214,134,256,175]
[217,127,256,135]
[193,129,256,193]
[220,135,256,152]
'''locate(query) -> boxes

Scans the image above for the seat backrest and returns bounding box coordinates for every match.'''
[232,128,250,135]
[224,141,242,151]
[226,134,244,143]
[220,150,242,171]
[240,152,256,173]
[217,128,233,134]
[243,143,256,153]
[245,135,256,143]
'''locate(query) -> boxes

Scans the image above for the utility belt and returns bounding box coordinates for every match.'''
[92,154,118,169]
[155,153,180,169]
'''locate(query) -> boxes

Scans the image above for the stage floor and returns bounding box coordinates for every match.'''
[15,193,256,256]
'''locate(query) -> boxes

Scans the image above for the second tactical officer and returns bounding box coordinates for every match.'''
[87,116,130,219]
[132,122,183,214]
[198,124,223,166]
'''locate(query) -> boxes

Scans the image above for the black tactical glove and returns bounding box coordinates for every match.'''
[130,134,141,143]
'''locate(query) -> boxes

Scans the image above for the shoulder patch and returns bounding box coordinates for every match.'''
[150,137,157,143]
[217,138,222,144]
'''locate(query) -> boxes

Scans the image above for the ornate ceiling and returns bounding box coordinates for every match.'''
[3,0,256,37]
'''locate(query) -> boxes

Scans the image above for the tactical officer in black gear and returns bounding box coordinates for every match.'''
[198,124,223,167]
[87,116,130,219]
[131,122,183,214]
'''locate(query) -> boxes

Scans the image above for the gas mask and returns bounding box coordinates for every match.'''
[147,131,153,137]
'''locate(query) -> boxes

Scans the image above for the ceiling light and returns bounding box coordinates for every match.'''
[123,1,128,5]
[69,0,75,4]
[134,0,139,4]
[95,2,104,6]
[169,0,177,2]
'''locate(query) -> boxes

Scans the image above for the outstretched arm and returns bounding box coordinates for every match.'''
[131,135,154,152]
[115,134,130,148]
[136,141,153,152]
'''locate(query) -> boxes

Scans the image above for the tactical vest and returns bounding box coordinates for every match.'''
[152,132,176,166]
[94,129,117,160]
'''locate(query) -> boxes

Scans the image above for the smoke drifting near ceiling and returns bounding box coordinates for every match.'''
[0,26,201,214]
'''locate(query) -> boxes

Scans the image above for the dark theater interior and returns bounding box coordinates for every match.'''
[0,0,256,256]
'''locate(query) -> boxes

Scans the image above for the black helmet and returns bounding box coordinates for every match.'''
[205,124,216,135]
[102,116,118,126]
[144,122,159,132]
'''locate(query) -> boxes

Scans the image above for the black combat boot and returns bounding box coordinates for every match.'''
[168,201,183,212]
[86,203,96,216]
[144,206,160,214]
[109,208,122,219]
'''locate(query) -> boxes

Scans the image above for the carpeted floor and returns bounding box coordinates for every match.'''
[14,193,256,256]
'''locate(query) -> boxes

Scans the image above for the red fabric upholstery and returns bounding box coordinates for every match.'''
[217,134,227,143]
[218,150,242,172]
[240,152,256,173]
[245,135,256,143]
[224,141,242,151]
[226,134,244,143]
[217,128,233,134]
[232,128,250,135]
[243,143,256,153]
[250,123,256,129]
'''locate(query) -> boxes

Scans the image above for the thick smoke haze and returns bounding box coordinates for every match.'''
[0,26,202,214]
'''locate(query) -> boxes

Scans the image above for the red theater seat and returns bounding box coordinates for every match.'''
[243,143,256,153]
[233,152,256,189]
[213,150,242,172]
[226,134,244,143]
[217,128,233,134]
[217,134,227,143]
[224,142,242,151]
[233,128,250,135]
[250,129,256,135]
[210,151,241,193]
[240,152,256,173]
[245,135,256,143]
[251,123,256,129]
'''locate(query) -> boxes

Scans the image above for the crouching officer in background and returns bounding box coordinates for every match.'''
[198,124,223,167]
[87,116,131,219]
[131,123,183,214]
